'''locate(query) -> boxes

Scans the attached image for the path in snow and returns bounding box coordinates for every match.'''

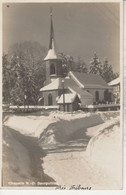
[3,111,121,189]
[3,126,55,186]
[42,117,121,190]
[42,149,116,190]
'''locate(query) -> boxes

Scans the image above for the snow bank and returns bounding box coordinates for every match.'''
[42,112,122,189]
[86,115,120,137]
[3,127,31,186]
[4,111,120,142]
[86,118,122,189]
[3,126,54,186]
[3,111,122,189]
[40,111,120,146]
[49,110,119,121]
[39,114,104,145]
[3,114,57,138]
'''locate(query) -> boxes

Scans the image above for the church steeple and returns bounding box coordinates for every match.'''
[44,9,57,61]
[49,9,54,49]
[44,9,63,82]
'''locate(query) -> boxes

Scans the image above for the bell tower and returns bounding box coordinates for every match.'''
[44,9,63,84]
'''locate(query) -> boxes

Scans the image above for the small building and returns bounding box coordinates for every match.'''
[108,77,120,103]
[58,93,81,112]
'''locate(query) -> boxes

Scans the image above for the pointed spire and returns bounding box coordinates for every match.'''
[49,8,54,49]
[44,8,57,61]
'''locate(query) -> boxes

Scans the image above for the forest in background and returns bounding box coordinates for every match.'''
[3,41,119,105]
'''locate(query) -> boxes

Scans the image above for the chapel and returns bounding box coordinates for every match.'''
[40,11,110,111]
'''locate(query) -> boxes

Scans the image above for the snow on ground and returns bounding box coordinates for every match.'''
[42,151,94,187]
[86,120,122,189]
[3,111,119,140]
[39,111,120,146]
[2,126,54,186]
[42,150,121,189]
[3,114,57,138]
[49,110,119,121]
[42,114,122,189]
[3,110,122,189]
[86,115,120,137]
[3,126,31,186]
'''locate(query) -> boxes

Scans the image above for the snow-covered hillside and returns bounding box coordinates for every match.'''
[3,126,31,186]
[86,120,122,189]
[2,126,54,186]
[3,111,122,189]
[4,111,119,140]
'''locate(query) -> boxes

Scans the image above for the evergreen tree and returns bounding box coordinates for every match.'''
[89,53,119,83]
[2,54,11,103]
[101,58,119,83]
[89,52,103,74]
[58,52,74,75]
[58,53,88,74]
[74,57,88,73]
[3,42,46,105]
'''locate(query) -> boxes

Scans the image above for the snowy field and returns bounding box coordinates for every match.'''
[2,110,122,189]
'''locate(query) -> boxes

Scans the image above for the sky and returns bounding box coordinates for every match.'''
[3,2,120,72]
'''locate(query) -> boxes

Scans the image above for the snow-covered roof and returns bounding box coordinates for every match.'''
[40,71,109,96]
[44,39,57,60]
[58,93,79,104]
[40,78,62,92]
[69,71,109,89]
[68,86,93,99]
[44,49,57,60]
[108,77,120,86]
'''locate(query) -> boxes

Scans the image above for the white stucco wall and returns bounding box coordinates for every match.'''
[85,89,106,102]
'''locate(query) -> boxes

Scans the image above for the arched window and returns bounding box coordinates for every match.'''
[48,94,53,105]
[108,92,112,102]
[50,63,55,74]
[95,91,99,102]
[104,89,108,101]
